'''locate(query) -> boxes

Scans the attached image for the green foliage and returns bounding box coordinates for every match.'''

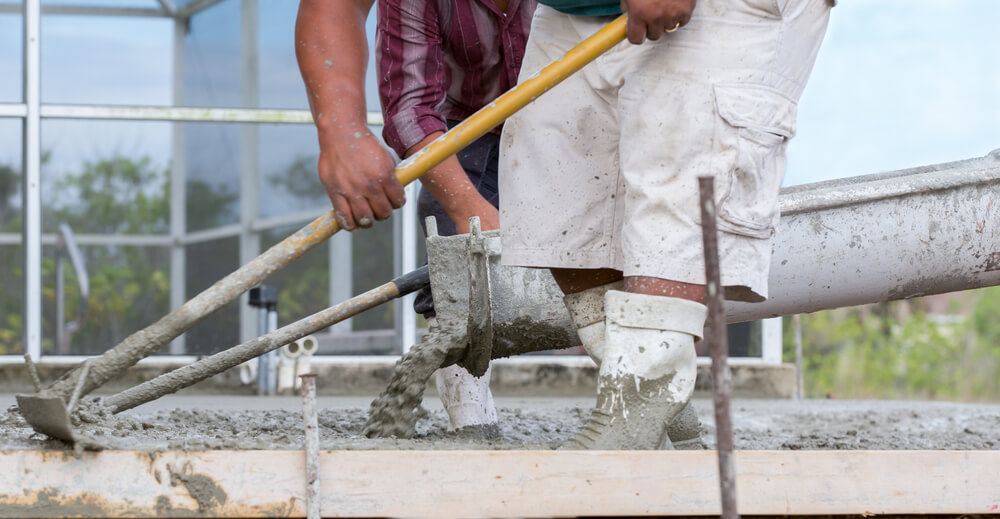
[0,155,240,355]
[785,289,1000,402]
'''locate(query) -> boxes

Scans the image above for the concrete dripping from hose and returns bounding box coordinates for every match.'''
[362,319,465,439]
[362,317,580,439]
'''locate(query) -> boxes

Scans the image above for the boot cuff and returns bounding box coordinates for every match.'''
[605,290,708,339]
[562,280,624,328]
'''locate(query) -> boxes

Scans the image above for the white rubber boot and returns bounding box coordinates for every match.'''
[562,280,623,365]
[563,284,704,449]
[562,290,706,450]
[435,362,499,438]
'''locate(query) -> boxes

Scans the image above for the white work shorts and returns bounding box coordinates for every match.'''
[499,0,831,301]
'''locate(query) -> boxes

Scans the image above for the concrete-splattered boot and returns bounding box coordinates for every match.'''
[435,361,500,439]
[563,284,705,449]
[562,290,706,450]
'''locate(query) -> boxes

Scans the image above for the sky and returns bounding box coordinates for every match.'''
[0,0,997,200]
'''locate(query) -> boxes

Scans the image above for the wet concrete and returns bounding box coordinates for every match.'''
[3,395,999,452]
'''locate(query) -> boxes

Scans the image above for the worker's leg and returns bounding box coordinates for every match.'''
[416,127,501,433]
[562,285,706,450]
[562,275,704,449]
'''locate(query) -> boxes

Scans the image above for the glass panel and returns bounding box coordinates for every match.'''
[257,124,324,219]
[726,321,760,358]
[41,15,171,105]
[256,0,379,112]
[786,0,1000,186]
[350,217,394,332]
[0,120,22,354]
[183,236,239,355]
[184,122,240,231]
[41,245,169,355]
[184,0,241,108]
[41,120,171,234]
[260,224,328,327]
[0,12,22,103]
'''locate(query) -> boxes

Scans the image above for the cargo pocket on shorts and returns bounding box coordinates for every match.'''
[713,83,797,239]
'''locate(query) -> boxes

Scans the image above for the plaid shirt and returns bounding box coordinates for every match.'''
[377,0,537,157]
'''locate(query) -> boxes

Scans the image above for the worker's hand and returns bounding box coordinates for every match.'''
[317,128,405,231]
[621,0,695,44]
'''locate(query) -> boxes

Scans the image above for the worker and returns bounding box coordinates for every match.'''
[294,0,529,436]
[296,0,706,445]
[499,0,832,448]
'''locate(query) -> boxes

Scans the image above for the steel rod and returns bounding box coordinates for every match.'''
[300,374,320,519]
[103,267,429,413]
[697,176,739,519]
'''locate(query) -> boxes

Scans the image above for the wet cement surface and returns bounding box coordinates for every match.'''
[2,395,999,451]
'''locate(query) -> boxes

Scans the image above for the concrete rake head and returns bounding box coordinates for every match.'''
[15,393,79,443]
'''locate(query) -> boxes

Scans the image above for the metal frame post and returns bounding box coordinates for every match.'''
[238,0,261,344]
[169,16,188,355]
[22,0,42,361]
[761,317,783,365]
[394,183,419,353]
[328,232,353,333]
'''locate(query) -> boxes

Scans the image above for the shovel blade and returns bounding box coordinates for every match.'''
[15,393,77,443]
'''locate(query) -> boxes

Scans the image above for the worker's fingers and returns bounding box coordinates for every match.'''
[328,193,356,232]
[626,13,647,44]
[381,175,407,211]
[646,18,665,41]
[366,187,395,222]
[346,194,377,229]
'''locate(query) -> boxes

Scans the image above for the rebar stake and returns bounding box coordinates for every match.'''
[300,373,320,519]
[23,353,42,392]
[697,176,739,519]
[794,314,804,399]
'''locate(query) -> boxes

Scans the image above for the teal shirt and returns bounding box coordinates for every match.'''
[536,0,621,16]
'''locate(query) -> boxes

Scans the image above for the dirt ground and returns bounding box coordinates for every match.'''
[3,394,999,451]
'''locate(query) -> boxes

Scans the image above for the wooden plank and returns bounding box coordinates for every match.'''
[1,450,998,517]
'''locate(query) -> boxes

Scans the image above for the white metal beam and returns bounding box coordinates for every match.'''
[398,183,419,353]
[0,103,27,118]
[0,4,169,17]
[238,0,260,345]
[156,0,177,16]
[37,104,383,125]
[0,232,171,246]
[179,224,242,245]
[176,0,228,18]
[249,207,326,233]
[22,0,41,361]
[169,17,188,355]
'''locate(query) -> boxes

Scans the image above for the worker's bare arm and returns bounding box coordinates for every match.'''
[620,0,695,44]
[296,0,405,231]
[404,132,500,234]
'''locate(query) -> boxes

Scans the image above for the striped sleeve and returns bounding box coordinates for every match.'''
[377,0,449,157]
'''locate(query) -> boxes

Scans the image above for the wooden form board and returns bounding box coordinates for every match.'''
[1,449,999,517]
